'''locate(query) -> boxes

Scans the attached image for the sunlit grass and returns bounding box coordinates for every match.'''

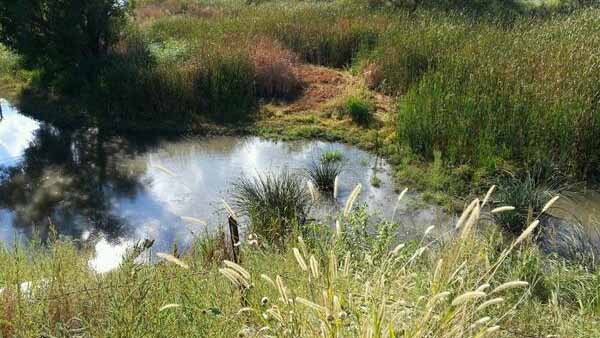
[1,191,599,337]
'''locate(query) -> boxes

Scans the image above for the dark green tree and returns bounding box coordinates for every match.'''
[0,0,131,80]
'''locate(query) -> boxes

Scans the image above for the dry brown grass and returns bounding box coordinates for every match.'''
[0,288,15,337]
[362,62,383,90]
[250,37,304,100]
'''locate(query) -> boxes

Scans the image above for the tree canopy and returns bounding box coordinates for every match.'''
[0,0,130,77]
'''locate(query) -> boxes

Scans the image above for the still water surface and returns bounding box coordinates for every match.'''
[0,99,448,272]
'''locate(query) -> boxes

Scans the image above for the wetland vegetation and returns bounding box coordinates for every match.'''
[1,0,600,337]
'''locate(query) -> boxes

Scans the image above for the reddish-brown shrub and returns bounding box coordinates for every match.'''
[250,38,304,100]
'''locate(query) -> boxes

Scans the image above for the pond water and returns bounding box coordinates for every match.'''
[0,99,449,272]
[3,98,600,270]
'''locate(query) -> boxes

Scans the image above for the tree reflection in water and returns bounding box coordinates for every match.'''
[0,123,156,243]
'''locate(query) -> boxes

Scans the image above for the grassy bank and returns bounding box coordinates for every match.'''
[1,193,600,337]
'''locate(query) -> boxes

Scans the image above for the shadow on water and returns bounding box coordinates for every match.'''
[0,102,168,243]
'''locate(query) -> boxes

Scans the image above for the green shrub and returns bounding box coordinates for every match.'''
[345,96,372,125]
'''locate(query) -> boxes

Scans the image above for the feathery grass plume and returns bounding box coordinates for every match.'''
[476,283,490,292]
[456,199,480,229]
[342,252,350,276]
[398,187,408,201]
[329,252,338,280]
[514,220,539,246]
[266,308,284,322]
[180,216,207,225]
[432,258,443,282]
[237,307,254,315]
[424,225,435,237]
[461,200,481,237]
[391,243,405,255]
[392,187,409,219]
[261,274,276,288]
[451,291,486,306]
[309,255,320,279]
[482,185,496,207]
[485,220,541,280]
[224,260,251,281]
[275,275,289,304]
[486,326,501,334]
[219,268,249,288]
[333,176,339,199]
[491,281,528,294]
[228,268,250,288]
[343,184,362,217]
[307,181,317,202]
[298,236,308,257]
[541,195,560,214]
[293,248,308,271]
[477,298,504,312]
[153,164,176,177]
[222,199,237,218]
[491,206,515,213]
[295,296,327,313]
[336,219,342,237]
[474,316,491,326]
[449,260,467,282]
[407,247,426,265]
[429,291,451,304]
[159,304,181,312]
[156,252,190,269]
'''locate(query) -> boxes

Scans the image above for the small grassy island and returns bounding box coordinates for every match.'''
[1,0,600,337]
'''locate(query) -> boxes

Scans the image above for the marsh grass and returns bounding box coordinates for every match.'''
[492,168,570,234]
[321,150,344,163]
[395,10,600,181]
[306,157,344,194]
[231,170,311,242]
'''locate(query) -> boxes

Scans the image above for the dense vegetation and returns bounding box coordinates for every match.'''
[1,3,600,335]
[1,0,598,190]
[1,191,600,337]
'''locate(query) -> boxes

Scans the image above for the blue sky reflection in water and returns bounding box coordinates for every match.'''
[0,101,448,272]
